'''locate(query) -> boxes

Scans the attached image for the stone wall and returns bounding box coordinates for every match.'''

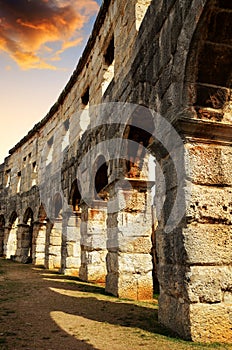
[0,0,231,343]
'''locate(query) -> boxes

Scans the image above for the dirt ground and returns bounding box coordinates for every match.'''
[0,258,231,350]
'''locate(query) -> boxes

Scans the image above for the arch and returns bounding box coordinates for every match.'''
[23,207,34,225]
[123,105,155,178]
[9,211,18,226]
[69,180,82,212]
[53,193,63,218]
[38,204,47,222]
[184,0,232,121]
[94,155,108,200]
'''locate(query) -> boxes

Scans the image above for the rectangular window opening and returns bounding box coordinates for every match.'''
[5,169,11,188]
[102,36,115,95]
[80,87,90,137]
[104,37,114,67]
[17,171,21,193]
[81,87,90,107]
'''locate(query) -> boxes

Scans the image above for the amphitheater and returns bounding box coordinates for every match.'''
[0,0,231,343]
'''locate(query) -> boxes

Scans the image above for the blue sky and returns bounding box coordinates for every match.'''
[0,0,102,163]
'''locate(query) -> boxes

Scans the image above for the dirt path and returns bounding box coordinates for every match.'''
[0,258,231,350]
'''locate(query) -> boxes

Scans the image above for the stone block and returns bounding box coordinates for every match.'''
[186,184,232,223]
[158,290,191,340]
[186,143,232,185]
[65,257,80,269]
[189,303,232,343]
[186,266,232,304]
[118,252,153,274]
[118,271,153,300]
[183,224,232,265]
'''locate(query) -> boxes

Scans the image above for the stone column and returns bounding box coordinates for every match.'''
[79,201,107,283]
[32,221,47,266]
[3,226,12,258]
[106,179,154,300]
[15,224,32,263]
[156,120,232,342]
[62,212,82,277]
[46,219,62,270]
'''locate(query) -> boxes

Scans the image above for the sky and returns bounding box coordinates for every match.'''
[0,0,102,163]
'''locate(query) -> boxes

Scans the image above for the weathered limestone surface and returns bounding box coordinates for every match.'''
[62,213,81,277]
[0,0,231,343]
[106,179,154,300]
[79,202,107,283]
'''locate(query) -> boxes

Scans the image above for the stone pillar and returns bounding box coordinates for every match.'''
[62,212,82,277]
[45,219,62,270]
[0,227,4,256]
[3,227,10,258]
[79,201,107,283]
[32,221,47,266]
[156,124,232,342]
[15,224,32,263]
[106,179,154,300]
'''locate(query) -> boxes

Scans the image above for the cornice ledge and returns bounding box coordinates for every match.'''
[175,117,232,145]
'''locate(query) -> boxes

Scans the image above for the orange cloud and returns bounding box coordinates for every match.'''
[0,0,99,70]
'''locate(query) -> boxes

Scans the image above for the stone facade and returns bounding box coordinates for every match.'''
[0,0,231,343]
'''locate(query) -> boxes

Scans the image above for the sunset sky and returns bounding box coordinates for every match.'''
[0,0,102,163]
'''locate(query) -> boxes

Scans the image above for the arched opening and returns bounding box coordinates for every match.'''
[185,0,232,122]
[0,215,5,256]
[124,106,155,179]
[53,193,63,219]
[5,212,18,259]
[38,204,47,222]
[69,180,82,213]
[94,155,108,200]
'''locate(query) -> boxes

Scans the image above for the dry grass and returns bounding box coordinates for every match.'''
[0,258,231,350]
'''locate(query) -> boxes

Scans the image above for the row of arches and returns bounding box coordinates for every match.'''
[0,109,157,300]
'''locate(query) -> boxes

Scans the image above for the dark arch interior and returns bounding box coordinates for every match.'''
[9,211,18,226]
[186,0,232,120]
[23,208,34,224]
[70,180,82,212]
[38,205,47,222]
[95,155,108,200]
[125,107,154,178]
[54,193,63,218]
